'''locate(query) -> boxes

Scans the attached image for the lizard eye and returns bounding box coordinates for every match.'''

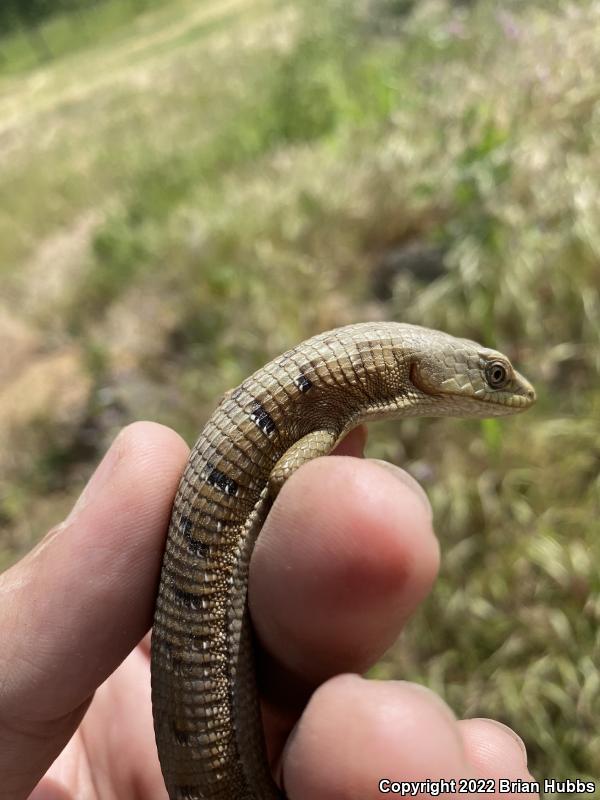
[485,360,509,389]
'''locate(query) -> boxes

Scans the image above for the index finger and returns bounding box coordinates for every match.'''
[249,437,439,751]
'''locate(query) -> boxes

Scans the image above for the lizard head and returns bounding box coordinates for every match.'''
[408,333,536,417]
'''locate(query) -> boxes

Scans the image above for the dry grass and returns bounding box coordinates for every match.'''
[0,0,598,787]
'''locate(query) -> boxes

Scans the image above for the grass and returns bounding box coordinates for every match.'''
[0,0,171,75]
[0,0,599,788]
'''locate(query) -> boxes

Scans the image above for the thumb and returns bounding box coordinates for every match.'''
[0,422,189,799]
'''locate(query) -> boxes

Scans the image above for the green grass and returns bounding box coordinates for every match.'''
[0,0,171,75]
[1,0,599,787]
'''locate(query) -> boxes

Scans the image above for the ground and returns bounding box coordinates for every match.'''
[0,0,598,786]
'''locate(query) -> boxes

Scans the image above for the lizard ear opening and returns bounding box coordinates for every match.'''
[409,359,435,395]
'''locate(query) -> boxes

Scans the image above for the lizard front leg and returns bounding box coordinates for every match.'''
[268,429,339,499]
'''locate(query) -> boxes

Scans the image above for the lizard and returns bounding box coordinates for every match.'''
[150,321,536,800]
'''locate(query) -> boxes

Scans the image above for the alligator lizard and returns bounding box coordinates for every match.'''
[150,321,536,800]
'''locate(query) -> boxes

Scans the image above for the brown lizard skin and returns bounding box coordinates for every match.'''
[150,321,536,800]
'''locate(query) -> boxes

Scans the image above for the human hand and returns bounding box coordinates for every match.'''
[0,422,538,799]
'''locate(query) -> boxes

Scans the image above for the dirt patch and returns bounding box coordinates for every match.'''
[0,211,98,474]
[0,310,41,386]
[16,209,100,325]
[0,347,91,444]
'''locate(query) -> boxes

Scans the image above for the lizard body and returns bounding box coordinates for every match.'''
[151,321,535,800]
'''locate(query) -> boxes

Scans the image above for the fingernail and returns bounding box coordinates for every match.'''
[368,459,433,520]
[473,718,528,765]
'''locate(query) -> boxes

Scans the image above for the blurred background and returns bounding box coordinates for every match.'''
[0,0,598,787]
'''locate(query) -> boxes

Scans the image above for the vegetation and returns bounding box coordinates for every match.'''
[0,0,168,70]
[0,0,598,787]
